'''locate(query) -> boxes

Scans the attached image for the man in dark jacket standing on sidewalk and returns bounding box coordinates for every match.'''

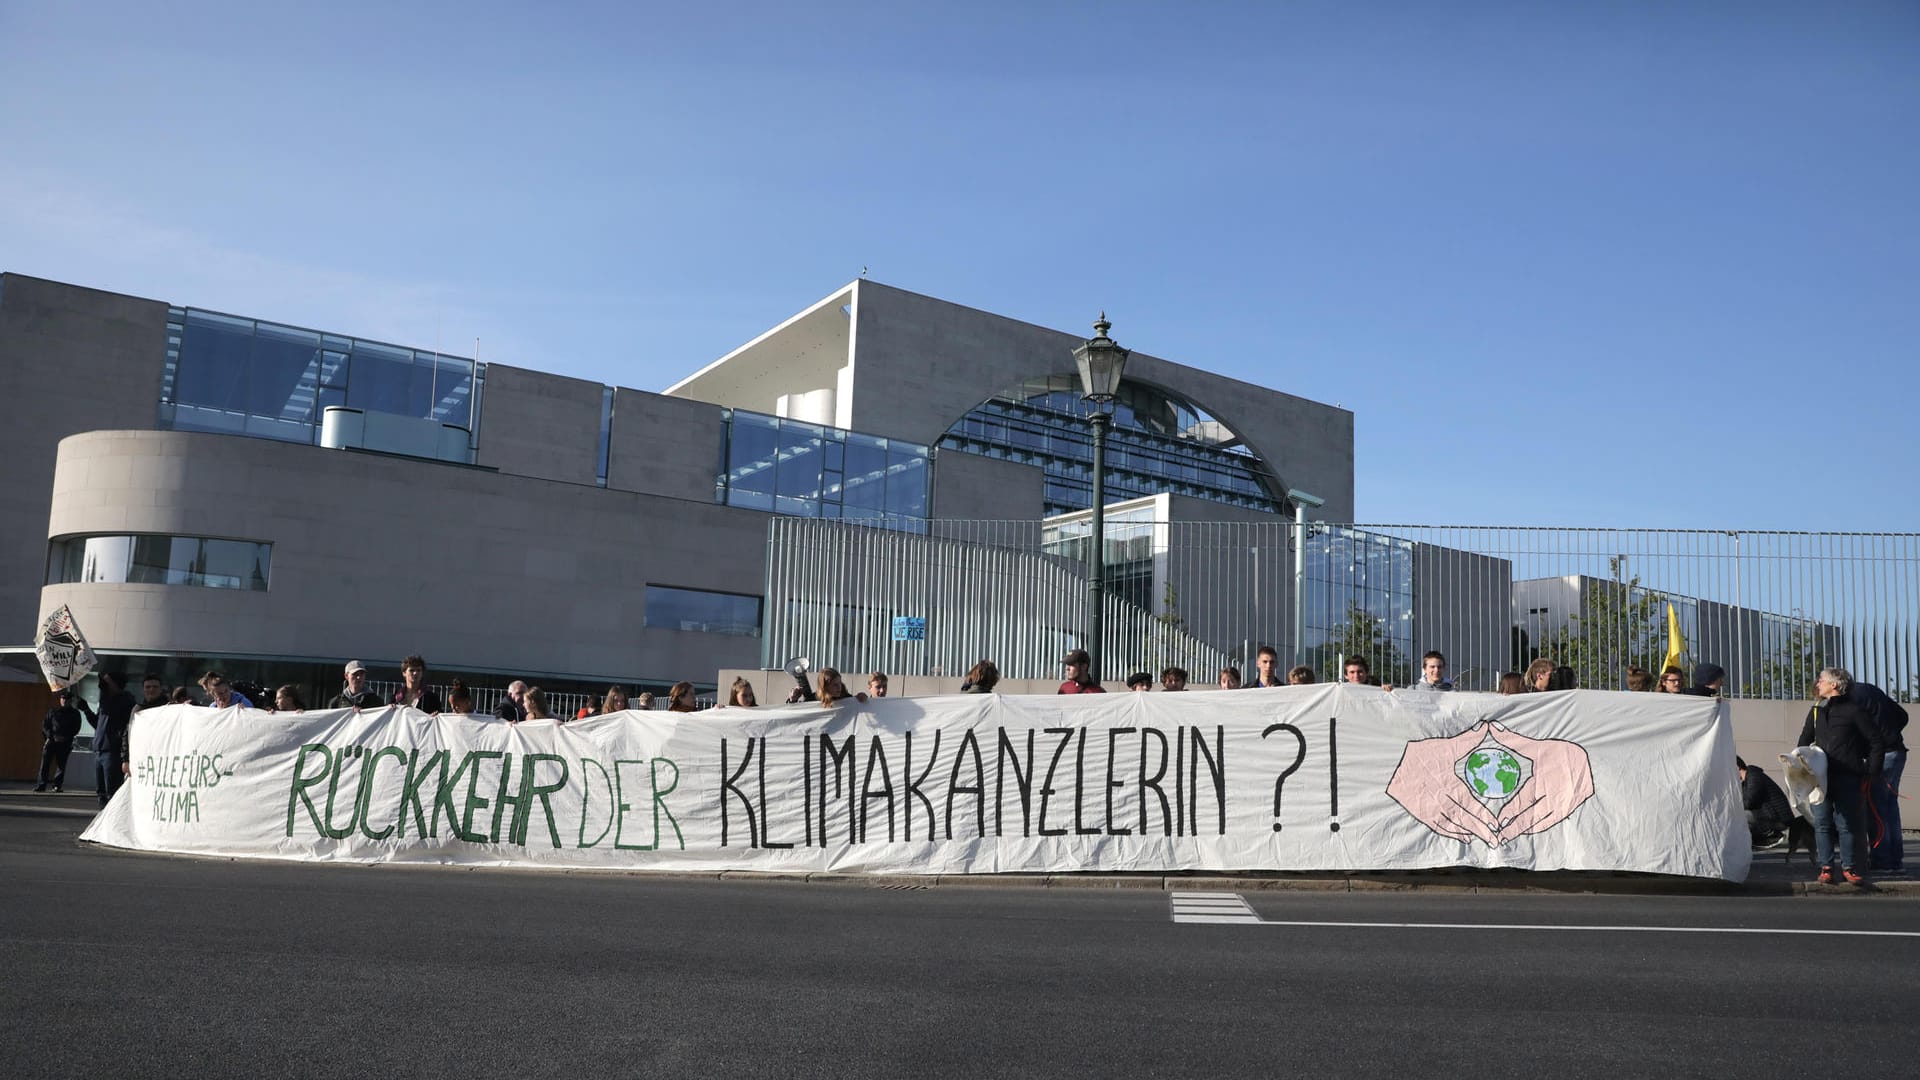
[36,689,84,791]
[1798,666,1884,885]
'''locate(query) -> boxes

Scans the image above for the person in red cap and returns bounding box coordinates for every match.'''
[1058,649,1104,694]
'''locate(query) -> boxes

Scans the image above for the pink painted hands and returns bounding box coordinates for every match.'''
[1484,722,1594,845]
[1388,721,1597,847]
[1386,721,1502,846]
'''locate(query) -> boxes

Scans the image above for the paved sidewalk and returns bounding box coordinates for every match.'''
[4,781,1912,896]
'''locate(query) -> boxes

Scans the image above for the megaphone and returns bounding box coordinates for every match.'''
[785,657,816,701]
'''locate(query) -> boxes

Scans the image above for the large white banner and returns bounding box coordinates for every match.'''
[81,686,1751,881]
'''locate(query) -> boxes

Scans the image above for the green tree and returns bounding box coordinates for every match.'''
[1543,558,1669,691]
[1741,619,1828,700]
[1313,601,1411,686]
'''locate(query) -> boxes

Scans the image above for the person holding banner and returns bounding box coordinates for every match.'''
[92,672,136,806]
[390,655,443,714]
[330,661,385,710]
[36,689,85,791]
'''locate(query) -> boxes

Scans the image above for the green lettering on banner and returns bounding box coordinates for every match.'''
[460,750,504,843]
[398,749,444,839]
[359,747,409,841]
[650,758,684,851]
[578,758,613,848]
[519,754,569,848]
[488,752,520,843]
[286,744,333,837]
[430,751,479,841]
[613,758,654,850]
[320,747,357,840]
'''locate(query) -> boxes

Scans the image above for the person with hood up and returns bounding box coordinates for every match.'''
[1683,662,1726,697]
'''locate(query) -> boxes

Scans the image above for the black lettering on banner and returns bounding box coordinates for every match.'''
[1327,716,1341,832]
[819,732,857,846]
[759,736,795,850]
[995,728,1034,837]
[720,737,758,848]
[1190,726,1226,836]
[1262,722,1307,833]
[904,730,940,842]
[1072,727,1101,836]
[1138,727,1171,836]
[1106,727,1135,836]
[860,736,895,843]
[1174,726,1186,835]
[803,733,814,847]
[946,728,985,840]
[1036,727,1075,837]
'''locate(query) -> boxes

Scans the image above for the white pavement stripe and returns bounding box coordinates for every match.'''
[1176,915,1266,924]
[1170,891,1260,924]
[1253,920,1920,939]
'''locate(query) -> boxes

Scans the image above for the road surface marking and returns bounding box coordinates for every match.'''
[1170,891,1260,924]
[1251,919,1920,939]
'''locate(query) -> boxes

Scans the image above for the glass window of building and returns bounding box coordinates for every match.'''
[48,536,272,591]
[160,307,484,448]
[717,409,929,530]
[1299,526,1415,683]
[937,376,1290,518]
[643,585,762,636]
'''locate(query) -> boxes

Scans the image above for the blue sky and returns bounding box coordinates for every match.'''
[4,2,1915,530]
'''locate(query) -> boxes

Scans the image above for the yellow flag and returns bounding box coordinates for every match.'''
[1660,602,1685,677]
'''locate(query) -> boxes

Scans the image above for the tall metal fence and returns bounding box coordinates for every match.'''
[763,519,1920,699]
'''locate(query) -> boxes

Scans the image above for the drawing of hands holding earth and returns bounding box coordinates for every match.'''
[1386,720,1594,847]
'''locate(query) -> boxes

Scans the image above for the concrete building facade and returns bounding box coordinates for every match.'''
[1,273,1360,756]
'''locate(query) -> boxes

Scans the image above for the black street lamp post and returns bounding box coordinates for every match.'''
[1072,313,1130,681]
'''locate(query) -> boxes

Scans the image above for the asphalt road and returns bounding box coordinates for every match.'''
[3,809,1916,1080]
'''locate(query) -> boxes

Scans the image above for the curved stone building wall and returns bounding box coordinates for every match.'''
[42,430,769,685]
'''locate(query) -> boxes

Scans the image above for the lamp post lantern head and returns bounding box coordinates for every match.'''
[1073,312,1130,404]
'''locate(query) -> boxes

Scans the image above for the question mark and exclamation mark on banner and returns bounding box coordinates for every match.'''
[1261,717,1338,834]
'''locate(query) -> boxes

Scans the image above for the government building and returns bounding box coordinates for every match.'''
[4,272,1410,727]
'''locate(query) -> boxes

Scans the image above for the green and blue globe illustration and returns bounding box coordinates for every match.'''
[1464,747,1523,800]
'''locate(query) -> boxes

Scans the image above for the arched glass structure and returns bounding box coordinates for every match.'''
[936,376,1290,517]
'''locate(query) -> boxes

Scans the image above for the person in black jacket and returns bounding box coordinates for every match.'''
[327,660,385,709]
[91,672,137,806]
[1738,757,1794,847]
[1850,680,1909,875]
[37,689,85,792]
[1797,666,1884,885]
